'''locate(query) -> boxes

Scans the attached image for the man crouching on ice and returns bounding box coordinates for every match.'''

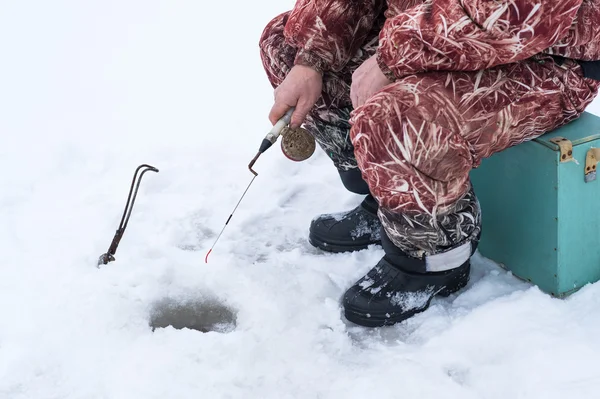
[259,0,600,327]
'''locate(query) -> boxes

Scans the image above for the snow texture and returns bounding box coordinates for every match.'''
[390,288,437,311]
[2,1,600,398]
[349,214,380,241]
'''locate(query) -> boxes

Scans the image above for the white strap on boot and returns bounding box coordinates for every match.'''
[425,242,472,272]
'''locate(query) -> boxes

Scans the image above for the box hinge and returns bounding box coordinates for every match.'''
[550,137,573,163]
[585,148,600,183]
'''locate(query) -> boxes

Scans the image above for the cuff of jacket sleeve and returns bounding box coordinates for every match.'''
[376,51,397,82]
[294,49,327,75]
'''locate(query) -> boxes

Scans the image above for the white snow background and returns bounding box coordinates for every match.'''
[2,1,600,398]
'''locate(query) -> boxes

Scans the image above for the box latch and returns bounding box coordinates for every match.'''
[585,148,600,183]
[550,137,573,163]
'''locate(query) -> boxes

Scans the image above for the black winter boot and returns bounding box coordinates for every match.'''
[309,194,381,253]
[342,228,476,327]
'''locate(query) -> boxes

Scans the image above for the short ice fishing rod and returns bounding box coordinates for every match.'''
[205,107,315,263]
[247,108,295,175]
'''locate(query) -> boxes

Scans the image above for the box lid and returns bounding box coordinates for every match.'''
[535,111,600,150]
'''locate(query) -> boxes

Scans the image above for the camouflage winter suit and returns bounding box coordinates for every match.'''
[259,0,600,268]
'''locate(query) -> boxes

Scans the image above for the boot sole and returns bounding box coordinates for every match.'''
[344,303,432,328]
[308,232,381,254]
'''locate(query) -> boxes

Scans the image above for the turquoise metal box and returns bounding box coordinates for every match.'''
[470,111,600,297]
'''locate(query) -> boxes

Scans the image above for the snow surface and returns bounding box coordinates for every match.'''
[3,1,600,398]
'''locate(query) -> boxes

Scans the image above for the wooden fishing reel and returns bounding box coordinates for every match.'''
[280,126,316,162]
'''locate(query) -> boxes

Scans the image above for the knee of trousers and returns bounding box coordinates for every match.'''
[258,12,294,87]
[349,85,474,213]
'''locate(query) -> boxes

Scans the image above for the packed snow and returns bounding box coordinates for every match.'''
[2,1,600,398]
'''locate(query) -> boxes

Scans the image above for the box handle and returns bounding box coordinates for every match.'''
[585,148,600,183]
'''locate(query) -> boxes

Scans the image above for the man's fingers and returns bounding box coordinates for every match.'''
[350,79,359,109]
[290,99,312,128]
[350,88,358,109]
[351,86,367,109]
[290,110,308,128]
[269,101,291,125]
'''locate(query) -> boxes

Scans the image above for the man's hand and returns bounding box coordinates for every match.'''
[269,65,323,128]
[350,55,392,109]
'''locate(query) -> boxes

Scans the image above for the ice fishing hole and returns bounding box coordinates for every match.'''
[149,298,237,333]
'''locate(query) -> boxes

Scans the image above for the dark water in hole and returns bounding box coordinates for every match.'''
[149,298,237,333]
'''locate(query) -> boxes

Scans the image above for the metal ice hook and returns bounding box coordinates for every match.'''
[98,164,159,267]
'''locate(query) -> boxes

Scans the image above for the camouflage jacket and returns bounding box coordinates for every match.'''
[284,0,600,80]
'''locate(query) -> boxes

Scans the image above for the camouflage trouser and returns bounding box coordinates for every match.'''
[259,12,599,269]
